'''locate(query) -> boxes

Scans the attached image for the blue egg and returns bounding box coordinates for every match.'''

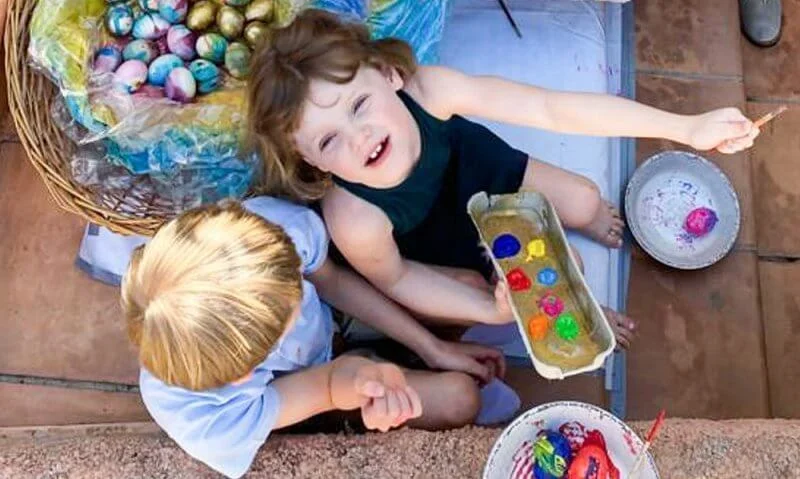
[138,0,159,12]
[105,4,134,37]
[189,59,221,94]
[93,45,122,74]
[148,53,183,86]
[158,0,188,24]
[123,39,159,64]
[196,33,228,64]
[133,12,171,40]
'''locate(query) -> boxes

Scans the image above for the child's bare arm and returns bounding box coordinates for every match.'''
[411,65,757,154]
[309,256,504,382]
[322,188,510,326]
[272,355,420,431]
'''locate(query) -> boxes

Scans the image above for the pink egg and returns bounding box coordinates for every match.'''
[164,67,197,103]
[114,60,149,93]
[167,25,197,60]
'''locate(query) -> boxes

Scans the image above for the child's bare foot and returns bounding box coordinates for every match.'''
[580,201,625,249]
[602,307,635,349]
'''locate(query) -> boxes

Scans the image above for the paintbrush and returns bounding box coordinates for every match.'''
[753,105,788,129]
[628,409,666,478]
[496,0,522,38]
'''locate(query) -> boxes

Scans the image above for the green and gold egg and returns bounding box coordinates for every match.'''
[243,21,269,47]
[186,1,217,31]
[244,0,272,23]
[224,41,251,79]
[217,6,245,40]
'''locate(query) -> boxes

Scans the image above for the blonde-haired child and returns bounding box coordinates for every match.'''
[122,199,508,478]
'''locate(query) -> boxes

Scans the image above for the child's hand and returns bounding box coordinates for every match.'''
[361,385,422,432]
[686,108,759,154]
[424,340,506,385]
[331,359,422,431]
[354,363,422,432]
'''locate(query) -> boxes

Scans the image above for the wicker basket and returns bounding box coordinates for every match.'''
[5,0,178,236]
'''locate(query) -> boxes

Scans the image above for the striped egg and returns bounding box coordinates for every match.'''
[167,25,196,61]
[165,67,197,103]
[105,4,134,37]
[123,39,159,64]
[93,45,122,74]
[217,6,245,40]
[114,60,148,93]
[224,42,251,79]
[147,53,183,86]
[196,33,227,64]
[138,0,159,12]
[158,0,188,24]
[188,59,221,94]
[132,13,171,40]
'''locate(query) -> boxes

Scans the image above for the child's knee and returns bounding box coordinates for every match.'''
[565,179,602,228]
[438,372,481,426]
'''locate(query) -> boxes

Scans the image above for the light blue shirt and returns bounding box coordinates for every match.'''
[139,197,334,478]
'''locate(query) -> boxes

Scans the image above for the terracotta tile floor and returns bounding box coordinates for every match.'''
[1,0,798,426]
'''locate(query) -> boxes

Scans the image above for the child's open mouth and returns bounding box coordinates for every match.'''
[365,136,391,168]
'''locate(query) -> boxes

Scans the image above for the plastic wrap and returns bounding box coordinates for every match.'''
[28,0,450,210]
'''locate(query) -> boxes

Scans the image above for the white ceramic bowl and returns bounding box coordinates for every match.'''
[625,150,740,270]
[484,401,659,479]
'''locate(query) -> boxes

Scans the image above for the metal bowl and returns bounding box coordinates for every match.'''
[625,150,740,270]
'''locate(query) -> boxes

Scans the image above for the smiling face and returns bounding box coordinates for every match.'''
[292,66,422,188]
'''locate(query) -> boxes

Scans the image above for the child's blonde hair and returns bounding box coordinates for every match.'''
[247,8,417,201]
[121,202,302,391]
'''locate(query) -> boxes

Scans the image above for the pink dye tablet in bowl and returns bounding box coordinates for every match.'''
[625,151,740,270]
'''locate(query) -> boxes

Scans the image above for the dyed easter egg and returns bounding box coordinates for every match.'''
[225,0,251,5]
[114,60,148,93]
[533,431,572,479]
[244,21,270,47]
[123,39,159,64]
[165,67,197,103]
[559,421,589,452]
[683,206,718,238]
[525,238,546,262]
[158,0,188,24]
[537,267,559,286]
[492,233,521,259]
[93,45,122,74]
[133,13,171,40]
[555,313,579,341]
[186,1,217,31]
[528,313,549,341]
[245,0,273,22]
[217,6,245,40]
[167,25,197,60]
[138,0,160,12]
[196,33,228,64]
[506,268,531,292]
[105,4,134,37]
[539,293,564,317]
[225,42,251,79]
[566,445,610,479]
[148,53,183,86]
[189,59,221,93]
